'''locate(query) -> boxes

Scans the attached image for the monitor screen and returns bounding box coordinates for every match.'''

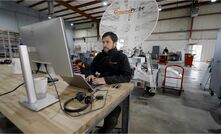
[20,18,74,77]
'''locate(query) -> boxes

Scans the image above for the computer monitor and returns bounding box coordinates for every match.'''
[20,18,96,92]
[20,17,74,77]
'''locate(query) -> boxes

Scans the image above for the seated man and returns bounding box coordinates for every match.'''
[163,47,169,54]
[85,32,132,133]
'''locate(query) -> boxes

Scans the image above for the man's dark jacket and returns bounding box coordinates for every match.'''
[88,48,132,84]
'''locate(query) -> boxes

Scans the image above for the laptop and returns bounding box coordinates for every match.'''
[61,74,98,92]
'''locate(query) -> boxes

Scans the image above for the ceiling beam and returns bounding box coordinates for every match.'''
[74,19,101,25]
[73,18,91,22]
[152,28,218,34]
[55,0,98,21]
[29,0,45,8]
[57,12,75,17]
[64,15,83,20]
[156,0,166,2]
[161,1,191,7]
[39,0,74,12]
[56,4,110,17]
[64,11,104,21]
[54,8,68,14]
[54,0,101,14]
[82,4,110,12]
[68,15,102,23]
[162,4,191,11]
[158,15,190,21]
[16,0,24,3]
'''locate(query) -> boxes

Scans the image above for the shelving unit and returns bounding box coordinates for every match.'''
[0,29,19,59]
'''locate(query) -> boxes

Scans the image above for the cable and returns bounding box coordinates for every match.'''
[44,64,109,117]
[44,64,64,111]
[45,65,109,117]
[0,82,24,97]
[45,65,77,117]
[66,89,109,117]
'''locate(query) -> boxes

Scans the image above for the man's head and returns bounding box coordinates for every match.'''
[102,32,118,53]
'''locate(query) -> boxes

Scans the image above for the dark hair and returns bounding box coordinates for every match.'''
[102,32,118,43]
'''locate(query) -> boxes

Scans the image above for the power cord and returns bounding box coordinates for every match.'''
[0,82,24,97]
[44,64,109,117]
[44,65,64,111]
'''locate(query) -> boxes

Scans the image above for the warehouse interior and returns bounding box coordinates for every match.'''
[0,0,221,133]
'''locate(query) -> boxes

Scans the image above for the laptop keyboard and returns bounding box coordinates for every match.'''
[90,84,98,89]
[88,81,98,89]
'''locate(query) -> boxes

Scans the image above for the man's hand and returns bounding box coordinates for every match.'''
[73,63,81,73]
[92,77,106,85]
[85,75,95,82]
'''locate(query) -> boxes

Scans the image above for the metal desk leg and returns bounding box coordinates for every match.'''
[122,95,130,133]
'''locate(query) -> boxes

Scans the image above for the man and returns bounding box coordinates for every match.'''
[86,32,132,133]
[163,47,169,54]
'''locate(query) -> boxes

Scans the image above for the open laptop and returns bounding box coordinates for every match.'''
[62,75,99,92]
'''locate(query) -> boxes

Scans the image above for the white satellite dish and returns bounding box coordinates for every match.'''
[100,0,159,49]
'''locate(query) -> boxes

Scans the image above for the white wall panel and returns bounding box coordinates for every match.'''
[157,18,190,32]
[74,28,97,38]
[0,9,17,31]
[199,3,221,14]
[148,32,188,40]
[0,1,46,32]
[198,40,216,62]
[192,31,218,40]
[159,8,190,19]
[193,14,221,29]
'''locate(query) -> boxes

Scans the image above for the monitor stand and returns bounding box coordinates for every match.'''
[19,94,58,111]
[19,45,58,111]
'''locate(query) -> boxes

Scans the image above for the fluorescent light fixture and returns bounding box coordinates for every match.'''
[70,23,74,26]
[211,0,216,2]
[103,1,108,6]
[119,39,124,43]
[48,16,52,19]
[158,5,162,11]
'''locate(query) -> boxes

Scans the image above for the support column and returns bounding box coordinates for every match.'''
[47,0,54,18]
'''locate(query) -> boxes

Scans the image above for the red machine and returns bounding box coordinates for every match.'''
[185,54,194,67]
[162,65,185,96]
[159,55,168,65]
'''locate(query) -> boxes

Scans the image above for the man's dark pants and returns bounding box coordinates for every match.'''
[97,105,121,133]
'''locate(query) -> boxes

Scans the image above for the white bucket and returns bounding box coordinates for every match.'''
[34,77,48,100]
[12,58,22,74]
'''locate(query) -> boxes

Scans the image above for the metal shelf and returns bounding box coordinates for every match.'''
[0,30,19,59]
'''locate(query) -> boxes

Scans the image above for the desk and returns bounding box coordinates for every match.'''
[0,65,134,133]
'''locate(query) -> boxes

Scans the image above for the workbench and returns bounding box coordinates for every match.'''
[0,65,134,133]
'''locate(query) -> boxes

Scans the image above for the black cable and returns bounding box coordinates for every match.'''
[0,82,24,97]
[35,63,41,74]
[67,89,109,117]
[44,65,79,117]
[44,64,109,117]
[44,64,64,111]
[45,66,109,116]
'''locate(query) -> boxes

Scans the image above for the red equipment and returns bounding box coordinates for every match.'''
[185,54,194,67]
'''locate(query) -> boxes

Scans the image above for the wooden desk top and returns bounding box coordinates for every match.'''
[0,65,134,133]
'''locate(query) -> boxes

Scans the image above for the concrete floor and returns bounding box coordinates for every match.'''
[1,62,221,133]
[129,62,221,133]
